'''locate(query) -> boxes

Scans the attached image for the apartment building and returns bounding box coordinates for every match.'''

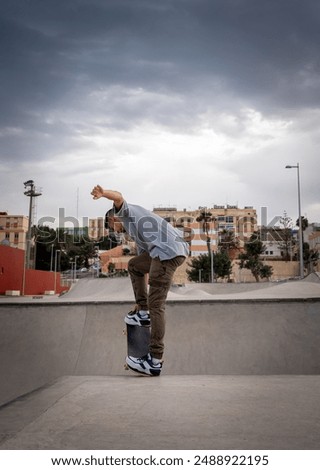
[88,217,106,241]
[0,212,28,250]
[306,223,320,252]
[153,205,257,257]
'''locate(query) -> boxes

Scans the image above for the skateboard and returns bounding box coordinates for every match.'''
[123,315,150,370]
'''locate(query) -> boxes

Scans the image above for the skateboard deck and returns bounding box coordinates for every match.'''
[126,323,150,358]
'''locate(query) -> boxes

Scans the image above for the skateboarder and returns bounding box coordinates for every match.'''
[91,185,189,376]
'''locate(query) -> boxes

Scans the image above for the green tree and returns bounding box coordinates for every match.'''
[212,251,233,281]
[34,225,57,271]
[218,229,240,259]
[35,226,99,272]
[278,211,295,261]
[196,209,214,257]
[296,216,309,263]
[238,233,273,282]
[303,242,318,274]
[187,254,211,282]
[296,216,309,233]
[108,262,116,273]
[187,252,232,282]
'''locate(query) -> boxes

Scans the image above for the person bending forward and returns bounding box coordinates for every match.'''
[91,185,189,376]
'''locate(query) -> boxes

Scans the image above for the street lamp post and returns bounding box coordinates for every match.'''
[50,244,54,271]
[285,163,304,278]
[70,262,75,282]
[210,244,215,283]
[54,249,61,293]
[74,255,79,281]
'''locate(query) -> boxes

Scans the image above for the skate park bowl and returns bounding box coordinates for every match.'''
[1,275,320,406]
[0,275,320,449]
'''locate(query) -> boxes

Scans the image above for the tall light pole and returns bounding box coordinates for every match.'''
[50,244,54,271]
[24,180,42,269]
[285,163,304,278]
[54,249,61,293]
[74,255,79,281]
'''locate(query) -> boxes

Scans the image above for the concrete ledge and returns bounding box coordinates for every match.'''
[5,290,20,296]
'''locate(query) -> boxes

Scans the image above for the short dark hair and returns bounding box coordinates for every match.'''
[104,208,115,230]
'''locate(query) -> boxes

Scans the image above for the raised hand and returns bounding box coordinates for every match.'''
[91,185,104,200]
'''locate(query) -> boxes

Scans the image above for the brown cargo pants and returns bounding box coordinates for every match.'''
[128,252,185,359]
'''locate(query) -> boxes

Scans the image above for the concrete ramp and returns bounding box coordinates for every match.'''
[1,297,320,407]
[302,272,320,282]
[60,276,320,301]
[62,277,134,301]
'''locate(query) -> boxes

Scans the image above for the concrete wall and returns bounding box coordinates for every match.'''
[0,299,320,406]
[175,259,300,284]
[234,260,300,282]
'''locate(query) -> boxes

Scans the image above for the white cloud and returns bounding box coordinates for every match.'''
[0,0,320,230]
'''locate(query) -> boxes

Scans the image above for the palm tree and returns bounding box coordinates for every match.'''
[196,208,214,257]
[218,229,240,259]
[196,208,216,281]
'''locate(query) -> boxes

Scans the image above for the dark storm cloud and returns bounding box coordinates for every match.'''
[1,0,320,162]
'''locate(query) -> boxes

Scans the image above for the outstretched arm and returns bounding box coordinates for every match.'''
[91,185,124,209]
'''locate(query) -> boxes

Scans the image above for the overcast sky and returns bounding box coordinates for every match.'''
[1,0,319,228]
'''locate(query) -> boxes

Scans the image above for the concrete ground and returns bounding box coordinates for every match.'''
[0,275,319,450]
[1,375,320,450]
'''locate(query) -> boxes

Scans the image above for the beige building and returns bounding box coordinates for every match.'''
[0,212,28,250]
[306,223,320,252]
[153,205,257,256]
[89,204,257,259]
[88,217,106,241]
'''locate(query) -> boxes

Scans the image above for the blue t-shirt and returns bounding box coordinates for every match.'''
[114,201,189,260]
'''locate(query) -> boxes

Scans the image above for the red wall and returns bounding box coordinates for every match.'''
[23,270,67,295]
[0,245,68,295]
[0,245,24,292]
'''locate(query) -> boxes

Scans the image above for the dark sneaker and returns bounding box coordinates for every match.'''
[124,310,150,327]
[126,354,162,376]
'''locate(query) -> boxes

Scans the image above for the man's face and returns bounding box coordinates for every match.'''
[108,215,124,233]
